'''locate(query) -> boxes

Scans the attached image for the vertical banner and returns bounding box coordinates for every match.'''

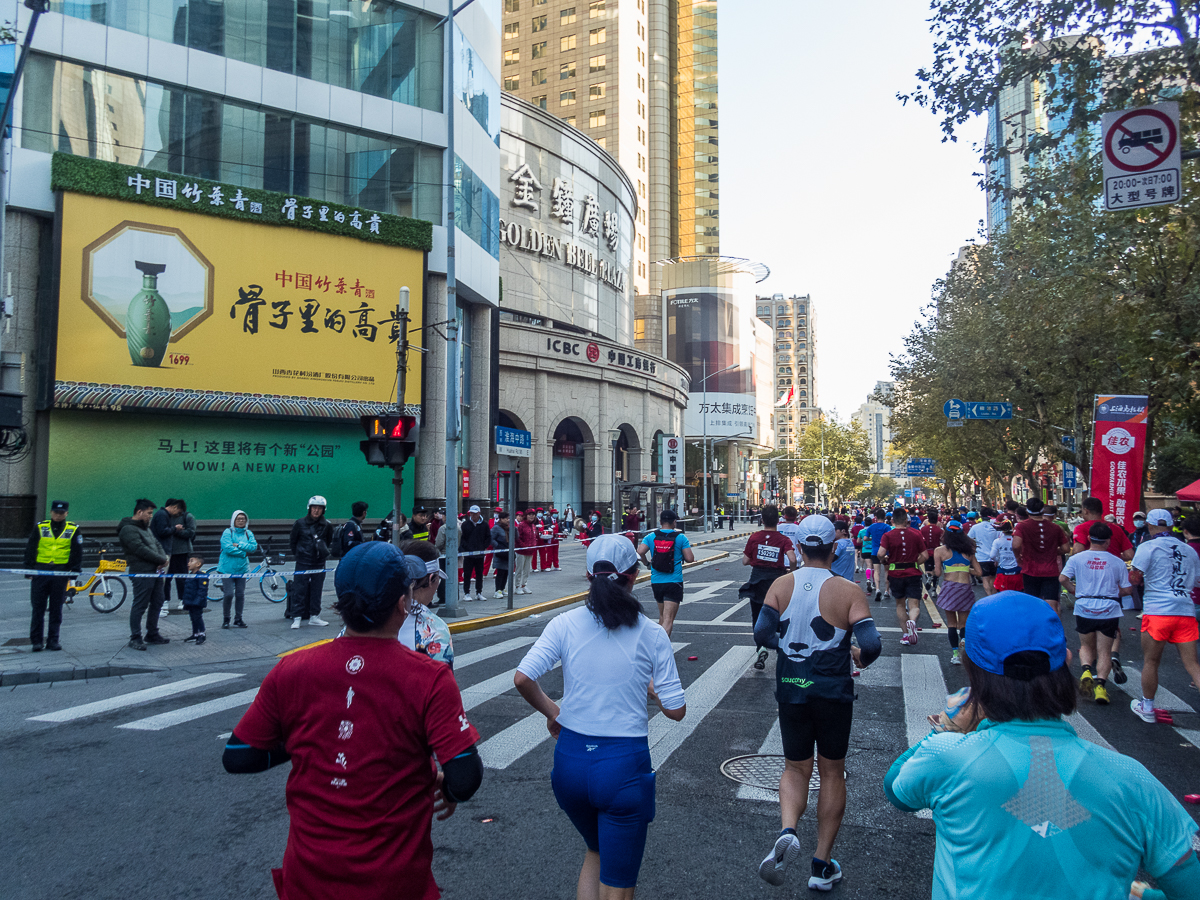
[1090,395,1149,532]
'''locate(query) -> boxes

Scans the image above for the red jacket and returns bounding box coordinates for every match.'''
[516,521,537,555]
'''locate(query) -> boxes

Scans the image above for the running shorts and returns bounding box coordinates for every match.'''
[979,561,998,578]
[779,698,854,762]
[888,575,922,601]
[552,728,655,889]
[651,582,683,605]
[1141,614,1200,644]
[868,554,880,565]
[1075,615,1120,638]
[1022,574,1061,602]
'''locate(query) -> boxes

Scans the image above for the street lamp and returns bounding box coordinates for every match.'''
[609,427,622,533]
[697,359,740,533]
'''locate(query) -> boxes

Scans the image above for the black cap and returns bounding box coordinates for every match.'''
[50,500,69,512]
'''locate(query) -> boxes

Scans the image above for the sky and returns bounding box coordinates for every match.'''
[720,0,989,423]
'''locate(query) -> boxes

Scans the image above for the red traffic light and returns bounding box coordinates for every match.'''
[361,414,418,440]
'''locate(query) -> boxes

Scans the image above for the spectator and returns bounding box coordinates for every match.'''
[24,499,83,653]
[515,509,537,595]
[120,499,170,651]
[491,511,511,598]
[288,495,333,629]
[181,555,209,644]
[460,505,492,601]
[885,590,1200,900]
[151,498,196,612]
[338,501,369,555]
[219,510,258,629]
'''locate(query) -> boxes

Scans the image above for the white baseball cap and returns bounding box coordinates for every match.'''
[795,515,836,548]
[586,533,639,575]
[1146,508,1173,527]
[468,505,481,514]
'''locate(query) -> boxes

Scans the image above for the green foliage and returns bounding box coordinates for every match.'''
[855,475,901,508]
[50,153,433,252]
[1153,431,1200,494]
[778,417,875,505]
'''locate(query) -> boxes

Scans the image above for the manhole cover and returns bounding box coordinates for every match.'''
[3,637,31,647]
[720,755,846,792]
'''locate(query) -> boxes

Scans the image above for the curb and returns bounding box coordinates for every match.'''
[0,664,159,687]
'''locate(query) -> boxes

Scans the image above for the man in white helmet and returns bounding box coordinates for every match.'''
[288,496,334,628]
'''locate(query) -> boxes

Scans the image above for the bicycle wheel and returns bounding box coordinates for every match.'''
[90,575,128,613]
[260,569,289,602]
[204,566,225,602]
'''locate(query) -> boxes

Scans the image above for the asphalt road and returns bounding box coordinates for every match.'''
[3,559,1198,900]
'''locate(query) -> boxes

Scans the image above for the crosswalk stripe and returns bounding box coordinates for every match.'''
[27,673,244,723]
[681,581,735,604]
[454,636,536,670]
[649,645,758,769]
[736,719,782,802]
[1067,711,1115,750]
[1110,664,1196,714]
[117,688,260,731]
[461,668,527,712]
[900,654,946,820]
[478,643,689,770]
[710,598,749,623]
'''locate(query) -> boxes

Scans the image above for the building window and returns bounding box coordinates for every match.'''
[777,343,791,351]
[504,49,520,65]
[637,21,644,38]
[561,7,577,24]
[797,305,807,315]
[797,366,807,374]
[532,67,547,84]
[595,136,605,148]
[777,319,790,328]
[589,108,606,126]
[590,0,606,15]
[637,100,645,116]
[798,377,807,385]
[637,153,645,170]
[638,233,645,250]
[505,22,520,37]
[797,318,806,327]
[638,261,646,276]
[637,125,645,143]
[589,55,606,73]
[589,27,606,44]
[534,94,547,109]
[799,390,808,397]
[561,34,577,51]
[505,0,520,10]
[777,305,787,314]
[638,73,645,90]
[637,180,645,197]
[778,367,792,375]
[504,75,519,90]
[637,47,645,63]
[562,115,576,126]
[531,15,547,32]
[590,82,606,98]
[560,90,576,106]
[560,62,576,79]
[532,41,547,58]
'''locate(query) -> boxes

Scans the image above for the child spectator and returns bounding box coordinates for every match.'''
[182,555,209,645]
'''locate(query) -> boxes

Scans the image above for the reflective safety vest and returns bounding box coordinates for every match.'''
[36,520,78,565]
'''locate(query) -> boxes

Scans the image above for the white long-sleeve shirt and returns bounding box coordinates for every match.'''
[517,607,685,738]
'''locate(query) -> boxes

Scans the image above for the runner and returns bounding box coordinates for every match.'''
[991,519,1023,593]
[919,511,944,602]
[1071,497,1135,680]
[223,542,482,900]
[966,507,1001,596]
[831,520,856,582]
[877,513,928,646]
[754,515,881,893]
[1012,497,1069,613]
[1128,510,1200,723]
[741,505,798,670]
[777,506,804,561]
[885,590,1200,900]
[637,509,695,637]
[860,509,892,603]
[932,520,981,665]
[1059,522,1133,706]
[850,514,866,574]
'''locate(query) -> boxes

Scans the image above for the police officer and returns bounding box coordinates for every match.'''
[24,500,83,652]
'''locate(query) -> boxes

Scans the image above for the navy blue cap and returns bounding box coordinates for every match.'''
[334,542,412,616]
[50,500,69,512]
[965,591,1066,679]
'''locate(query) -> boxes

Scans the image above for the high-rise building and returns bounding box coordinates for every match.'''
[500,0,718,297]
[756,293,815,453]
[853,381,894,476]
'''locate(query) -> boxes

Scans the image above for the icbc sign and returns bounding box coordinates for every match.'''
[662,434,681,484]
[586,343,600,362]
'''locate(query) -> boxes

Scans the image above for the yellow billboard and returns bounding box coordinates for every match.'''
[55,192,423,416]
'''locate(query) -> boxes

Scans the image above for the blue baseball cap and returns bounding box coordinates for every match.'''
[966,511,979,520]
[965,591,1066,679]
[334,542,413,617]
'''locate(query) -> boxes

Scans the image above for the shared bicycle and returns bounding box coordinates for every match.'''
[204,538,291,604]
[66,541,131,613]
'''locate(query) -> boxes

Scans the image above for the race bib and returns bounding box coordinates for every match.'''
[756,543,781,564]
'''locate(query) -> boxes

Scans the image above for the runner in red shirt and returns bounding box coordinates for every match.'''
[1012,496,1070,612]
[877,521,928,646]
[919,511,945,601]
[740,504,798,670]
[224,542,482,900]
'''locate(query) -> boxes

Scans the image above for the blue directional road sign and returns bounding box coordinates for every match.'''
[964,402,1013,420]
[906,457,936,476]
[904,489,914,499]
[495,425,532,458]
[943,399,966,420]
[1061,434,1077,489]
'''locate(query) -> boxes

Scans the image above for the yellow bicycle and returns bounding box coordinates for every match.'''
[65,541,131,613]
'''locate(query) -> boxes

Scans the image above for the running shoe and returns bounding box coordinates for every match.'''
[1110,657,1128,685]
[310,617,330,627]
[1079,670,1095,700]
[905,620,919,645]
[1130,698,1156,723]
[874,591,882,603]
[950,648,962,665]
[757,832,801,886]
[808,858,842,892]
[1094,683,1109,705]
[899,635,912,646]
[754,649,769,670]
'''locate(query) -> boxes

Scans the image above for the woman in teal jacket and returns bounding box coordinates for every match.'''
[219,510,258,629]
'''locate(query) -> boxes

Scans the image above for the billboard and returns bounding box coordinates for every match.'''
[1089,394,1149,532]
[54,192,423,417]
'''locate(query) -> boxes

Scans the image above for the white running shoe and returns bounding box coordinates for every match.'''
[950,648,962,665]
[1130,698,1156,723]
[309,616,330,627]
[492,590,505,599]
[290,618,302,630]
[757,832,801,886]
[808,859,842,892]
[905,620,919,645]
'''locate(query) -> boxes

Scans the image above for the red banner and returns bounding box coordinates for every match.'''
[1089,395,1149,532]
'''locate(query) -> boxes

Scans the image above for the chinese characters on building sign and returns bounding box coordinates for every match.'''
[605,348,656,374]
[230,277,401,343]
[499,218,626,290]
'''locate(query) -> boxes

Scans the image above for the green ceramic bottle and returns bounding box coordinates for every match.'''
[127,261,171,367]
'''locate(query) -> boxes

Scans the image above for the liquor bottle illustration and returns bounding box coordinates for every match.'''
[127,261,171,367]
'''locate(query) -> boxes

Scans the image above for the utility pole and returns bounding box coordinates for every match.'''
[392,287,410,548]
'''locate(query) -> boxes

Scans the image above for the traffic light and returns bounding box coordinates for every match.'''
[360,414,420,467]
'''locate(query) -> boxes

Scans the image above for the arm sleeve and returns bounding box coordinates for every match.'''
[289,521,301,555]
[883,740,926,812]
[246,531,258,554]
[441,746,483,803]
[1139,765,1200,880]
[1132,542,1152,574]
[1154,850,1200,900]
[425,665,481,762]
[852,618,882,667]
[651,628,685,709]
[886,731,954,813]
[220,529,237,557]
[223,729,291,773]
[516,616,566,681]
[754,604,781,650]
[1061,556,1078,581]
[231,663,285,751]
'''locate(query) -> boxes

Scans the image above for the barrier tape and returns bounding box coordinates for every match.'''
[4,567,329,579]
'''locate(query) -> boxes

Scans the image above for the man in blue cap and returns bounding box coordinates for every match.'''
[885,590,1199,900]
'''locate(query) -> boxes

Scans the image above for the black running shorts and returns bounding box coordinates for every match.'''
[651,582,683,605]
[888,575,923,600]
[1022,574,1061,602]
[979,561,998,578]
[779,698,854,762]
[1075,615,1120,638]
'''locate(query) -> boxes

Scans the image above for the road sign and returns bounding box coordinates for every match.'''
[906,457,935,476]
[943,398,965,420]
[965,402,1013,420]
[1063,464,1078,490]
[495,426,531,458]
[661,434,681,485]
[725,492,739,498]
[946,420,964,428]
[904,489,913,499]
[1102,102,1180,211]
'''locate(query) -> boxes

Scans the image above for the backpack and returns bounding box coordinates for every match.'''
[329,521,356,558]
[650,530,681,574]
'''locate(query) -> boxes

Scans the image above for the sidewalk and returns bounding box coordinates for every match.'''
[0,524,757,684]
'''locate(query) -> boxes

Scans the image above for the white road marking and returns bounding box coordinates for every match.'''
[27,673,244,723]
[1066,711,1115,750]
[900,655,947,820]
[454,636,537,670]
[1110,664,1196,714]
[460,668,530,712]
[117,688,260,731]
[680,581,735,604]
[649,645,758,769]
[736,719,782,802]
[711,598,749,623]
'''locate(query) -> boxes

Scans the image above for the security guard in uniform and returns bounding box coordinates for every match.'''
[24,500,83,652]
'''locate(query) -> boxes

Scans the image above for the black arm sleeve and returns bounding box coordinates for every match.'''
[441,745,483,803]
[222,731,291,774]
[753,604,781,650]
[852,618,882,668]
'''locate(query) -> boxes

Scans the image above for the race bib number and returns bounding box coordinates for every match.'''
[756,543,781,564]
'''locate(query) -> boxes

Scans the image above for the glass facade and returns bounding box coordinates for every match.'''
[23,56,443,221]
[53,0,444,110]
[455,24,501,146]
[672,0,718,256]
[454,154,500,259]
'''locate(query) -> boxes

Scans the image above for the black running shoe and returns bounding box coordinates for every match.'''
[754,649,769,670]
[1110,656,1127,685]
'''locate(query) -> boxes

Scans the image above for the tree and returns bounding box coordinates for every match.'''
[1153,430,1200,494]
[789,417,874,506]
[855,475,901,508]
